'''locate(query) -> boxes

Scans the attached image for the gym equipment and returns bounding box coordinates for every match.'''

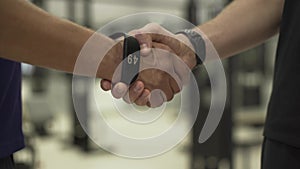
[188,0,233,169]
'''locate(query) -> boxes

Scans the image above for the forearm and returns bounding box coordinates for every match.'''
[197,0,284,59]
[0,0,120,80]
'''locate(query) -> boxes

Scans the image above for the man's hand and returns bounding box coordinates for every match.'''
[103,40,184,107]
[101,23,199,107]
[134,23,198,70]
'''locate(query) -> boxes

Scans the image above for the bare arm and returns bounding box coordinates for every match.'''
[0,0,185,107]
[198,0,285,58]
[100,0,285,106]
[0,0,121,80]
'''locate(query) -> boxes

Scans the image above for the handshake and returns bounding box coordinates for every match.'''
[97,23,205,108]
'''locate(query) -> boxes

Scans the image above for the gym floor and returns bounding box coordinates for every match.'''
[16,71,262,169]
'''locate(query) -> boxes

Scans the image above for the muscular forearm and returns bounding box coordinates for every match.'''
[197,0,284,59]
[0,0,121,80]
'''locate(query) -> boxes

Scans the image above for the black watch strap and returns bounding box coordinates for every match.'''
[176,29,206,67]
[109,32,140,85]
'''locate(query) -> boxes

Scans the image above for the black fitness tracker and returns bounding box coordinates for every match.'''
[109,32,141,85]
[176,29,206,68]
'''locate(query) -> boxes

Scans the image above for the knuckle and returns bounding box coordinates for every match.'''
[135,101,141,106]
[167,94,174,101]
[147,23,161,32]
[135,101,144,106]
[174,87,181,94]
[163,90,173,102]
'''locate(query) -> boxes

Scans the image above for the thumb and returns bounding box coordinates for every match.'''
[135,33,152,56]
[137,23,181,54]
[128,29,153,56]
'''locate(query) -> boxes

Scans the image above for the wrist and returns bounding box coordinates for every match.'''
[176,34,195,51]
[175,34,197,68]
[176,29,206,69]
[97,39,123,80]
[98,33,142,85]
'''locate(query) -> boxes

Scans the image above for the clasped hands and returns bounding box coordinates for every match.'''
[101,23,198,107]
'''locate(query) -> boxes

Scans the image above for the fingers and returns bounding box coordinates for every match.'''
[130,23,177,56]
[135,34,152,56]
[148,89,169,108]
[113,79,174,108]
[151,42,183,94]
[111,82,128,99]
[103,24,188,107]
[152,42,174,55]
[172,53,191,85]
[123,81,145,104]
[128,29,152,56]
[100,79,112,91]
[105,79,172,108]
[135,89,151,106]
[169,77,181,95]
[110,81,151,107]
[134,23,181,54]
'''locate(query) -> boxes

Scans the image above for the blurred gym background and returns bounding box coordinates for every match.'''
[16,0,278,169]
